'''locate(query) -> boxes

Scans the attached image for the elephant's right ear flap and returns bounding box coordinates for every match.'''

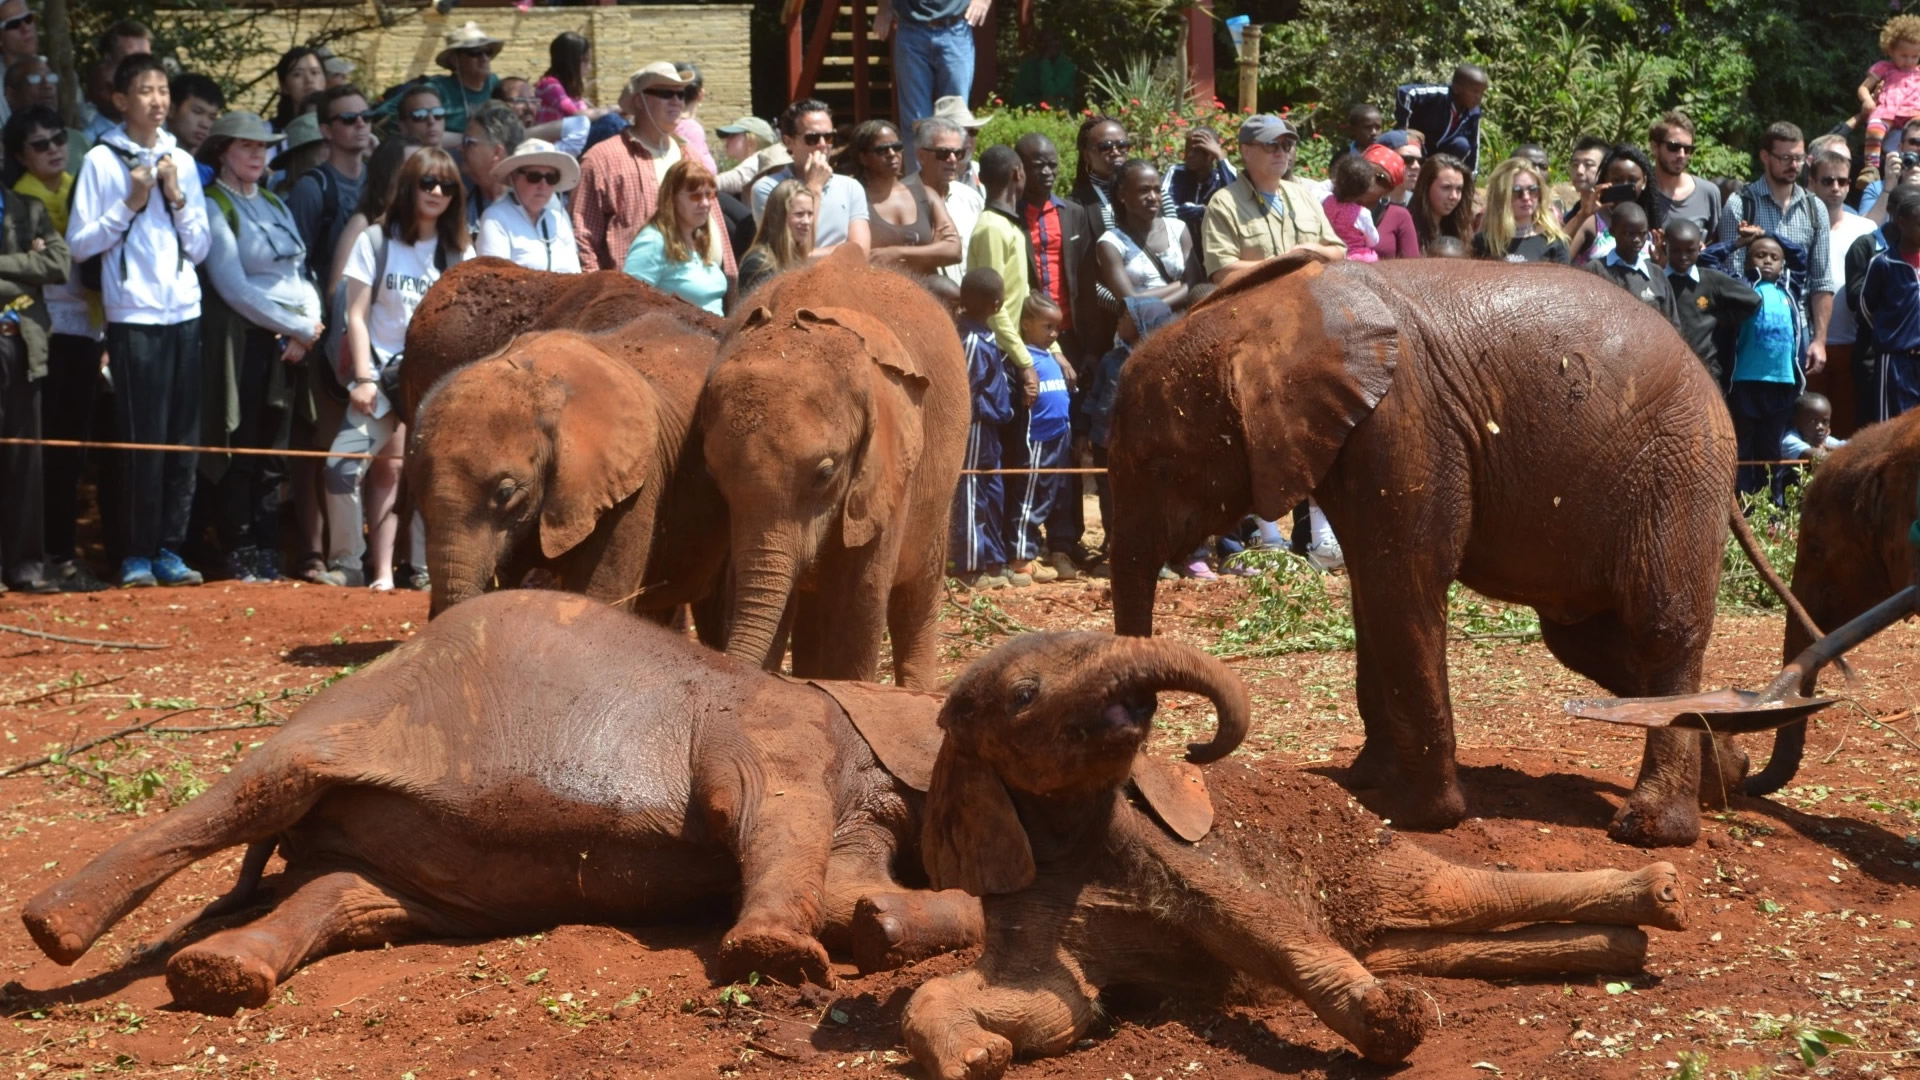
[1235,267,1400,516]
[922,740,1035,896]
[538,339,660,559]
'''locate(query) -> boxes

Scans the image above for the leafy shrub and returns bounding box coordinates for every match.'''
[975,99,1086,195]
[1213,549,1357,658]
[1720,479,1803,612]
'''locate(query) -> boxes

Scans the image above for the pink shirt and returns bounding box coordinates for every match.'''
[674,117,718,174]
[1372,202,1422,260]
[534,75,588,125]
[1322,196,1378,262]
[1870,60,1920,119]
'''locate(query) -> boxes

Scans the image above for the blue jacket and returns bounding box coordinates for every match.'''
[1395,83,1481,174]
[1860,241,1920,354]
[959,320,1012,426]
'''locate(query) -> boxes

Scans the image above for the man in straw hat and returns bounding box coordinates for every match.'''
[572,60,694,272]
[371,21,501,146]
[477,138,580,273]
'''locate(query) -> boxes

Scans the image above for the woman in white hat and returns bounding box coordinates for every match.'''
[196,111,326,583]
[477,139,581,272]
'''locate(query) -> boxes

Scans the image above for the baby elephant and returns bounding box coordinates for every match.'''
[905,633,1686,1077]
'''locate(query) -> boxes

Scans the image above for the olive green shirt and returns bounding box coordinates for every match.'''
[1200,173,1344,278]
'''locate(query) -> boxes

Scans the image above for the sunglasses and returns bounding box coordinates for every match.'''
[923,146,964,160]
[1243,138,1295,153]
[518,169,562,186]
[1510,184,1541,198]
[1661,139,1695,154]
[642,87,691,102]
[326,109,370,126]
[798,131,833,146]
[1094,138,1131,153]
[868,141,904,155]
[26,130,66,153]
[456,47,493,59]
[22,71,55,86]
[405,106,448,122]
[1812,174,1850,186]
[0,12,32,32]
[418,176,456,195]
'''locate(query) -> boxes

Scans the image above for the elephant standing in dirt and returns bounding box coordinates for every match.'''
[701,248,968,691]
[409,313,727,620]
[1746,408,1920,795]
[902,632,1686,1077]
[1107,255,1758,847]
[400,259,722,418]
[20,590,986,1014]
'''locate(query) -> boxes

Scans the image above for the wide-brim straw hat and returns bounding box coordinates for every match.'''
[627,60,689,95]
[436,22,505,69]
[271,111,322,170]
[933,94,986,130]
[492,138,580,193]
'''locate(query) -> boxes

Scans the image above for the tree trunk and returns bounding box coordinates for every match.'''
[45,0,75,129]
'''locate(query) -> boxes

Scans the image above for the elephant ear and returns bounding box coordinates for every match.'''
[922,738,1035,895]
[1231,263,1399,516]
[1128,754,1214,842]
[1189,248,1333,313]
[810,678,945,791]
[792,307,927,548]
[538,340,660,559]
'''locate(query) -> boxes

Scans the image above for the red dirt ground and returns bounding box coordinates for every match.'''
[0,575,1915,1080]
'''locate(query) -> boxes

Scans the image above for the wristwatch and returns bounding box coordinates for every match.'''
[349,377,379,388]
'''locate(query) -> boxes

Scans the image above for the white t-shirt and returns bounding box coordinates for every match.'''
[1826,211,1880,346]
[342,227,474,364]
[477,198,581,273]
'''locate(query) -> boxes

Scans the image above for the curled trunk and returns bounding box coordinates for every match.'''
[1088,635,1250,763]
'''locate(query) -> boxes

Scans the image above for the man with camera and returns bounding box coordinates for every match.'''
[1717,121,1836,378]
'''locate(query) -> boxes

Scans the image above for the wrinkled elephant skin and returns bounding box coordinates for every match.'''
[700,248,969,690]
[1107,257,1742,847]
[19,591,983,1014]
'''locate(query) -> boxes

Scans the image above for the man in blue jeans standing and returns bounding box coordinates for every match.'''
[878,0,990,171]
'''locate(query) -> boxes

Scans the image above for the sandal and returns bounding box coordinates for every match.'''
[368,578,395,593]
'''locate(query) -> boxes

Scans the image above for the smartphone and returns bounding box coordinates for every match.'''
[1598,182,1636,206]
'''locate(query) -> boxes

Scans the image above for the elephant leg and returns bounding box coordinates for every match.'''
[903,961,1097,1080]
[1345,571,1463,830]
[1537,614,1716,847]
[799,543,895,682]
[165,867,445,1015]
[1368,842,1685,932]
[1361,924,1647,978]
[820,827,982,972]
[697,753,837,985]
[690,575,731,652]
[786,588,827,677]
[886,563,946,691]
[23,735,343,965]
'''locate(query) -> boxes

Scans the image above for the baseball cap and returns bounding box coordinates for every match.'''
[1237,114,1297,145]
[715,116,776,145]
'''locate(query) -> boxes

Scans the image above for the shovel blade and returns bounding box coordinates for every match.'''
[1565,688,1839,734]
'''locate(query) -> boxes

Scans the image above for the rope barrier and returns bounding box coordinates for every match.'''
[0,438,1818,472]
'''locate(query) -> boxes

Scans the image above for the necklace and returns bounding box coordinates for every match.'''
[215,177,258,199]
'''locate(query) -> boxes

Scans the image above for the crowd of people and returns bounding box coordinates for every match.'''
[0,10,1914,596]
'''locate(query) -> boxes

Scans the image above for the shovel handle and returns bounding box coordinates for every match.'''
[1760,585,1918,702]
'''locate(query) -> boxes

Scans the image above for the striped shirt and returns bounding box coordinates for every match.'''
[1717,180,1837,296]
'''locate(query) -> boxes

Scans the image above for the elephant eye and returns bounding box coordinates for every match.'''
[1010,680,1038,711]
[493,480,517,508]
[814,458,837,485]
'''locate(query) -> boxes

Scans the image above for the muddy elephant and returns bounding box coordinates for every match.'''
[1745,408,1920,795]
[409,312,728,620]
[19,590,987,1014]
[1107,255,1761,848]
[700,247,968,690]
[902,632,1686,1076]
[400,259,723,418]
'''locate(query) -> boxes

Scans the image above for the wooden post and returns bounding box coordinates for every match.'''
[787,3,805,101]
[971,1,997,106]
[45,0,75,129]
[1238,23,1260,115]
[1185,1,1214,106]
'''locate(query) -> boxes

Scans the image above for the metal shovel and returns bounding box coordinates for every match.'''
[1566,585,1917,734]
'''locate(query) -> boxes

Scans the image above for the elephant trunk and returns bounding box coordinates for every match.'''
[428,555,489,619]
[723,534,802,671]
[1085,635,1250,764]
[1742,723,1807,796]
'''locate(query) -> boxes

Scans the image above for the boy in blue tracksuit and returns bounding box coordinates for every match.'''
[949,269,1014,590]
[1002,293,1072,587]
[1860,194,1920,420]
[1729,235,1807,503]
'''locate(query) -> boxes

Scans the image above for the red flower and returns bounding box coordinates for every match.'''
[1130,98,1140,105]
[1040,102,1051,111]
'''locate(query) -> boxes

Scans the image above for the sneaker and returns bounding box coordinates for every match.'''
[955,568,1009,591]
[1180,558,1219,581]
[1005,562,1035,587]
[7,576,59,594]
[1043,551,1080,581]
[312,563,367,588]
[119,556,157,588]
[153,549,204,587]
[223,547,263,583]
[1088,562,1111,579]
[1029,559,1060,583]
[1157,564,1179,581]
[1305,538,1346,573]
[255,550,284,582]
[52,560,110,593]
[407,568,431,591]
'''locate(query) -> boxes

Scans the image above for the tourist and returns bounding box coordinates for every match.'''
[624,158,733,314]
[749,98,870,258]
[738,178,814,294]
[907,115,983,284]
[849,118,959,275]
[477,138,580,273]
[1200,114,1346,284]
[575,62,702,271]
[270,47,325,131]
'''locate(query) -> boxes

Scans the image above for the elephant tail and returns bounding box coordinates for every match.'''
[1726,500,1826,649]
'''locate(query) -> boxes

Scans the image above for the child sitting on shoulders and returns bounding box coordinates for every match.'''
[1857,14,1920,162]
[1729,235,1807,503]
[1001,294,1074,588]
[1782,392,1847,462]
[949,269,1015,591]
[1322,154,1385,263]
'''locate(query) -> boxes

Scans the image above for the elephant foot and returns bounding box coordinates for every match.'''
[1365,775,1467,832]
[1623,862,1687,931]
[166,942,278,1015]
[717,919,832,987]
[20,897,98,966]
[1344,740,1397,789]
[903,975,1017,1080]
[1697,736,1749,810]
[1346,979,1432,1064]
[1608,794,1700,848]
[850,890,986,974]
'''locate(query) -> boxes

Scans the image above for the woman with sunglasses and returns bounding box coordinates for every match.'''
[195,112,326,583]
[1470,157,1570,264]
[1567,144,1665,266]
[477,139,581,273]
[327,148,471,593]
[739,179,816,295]
[1071,115,1165,232]
[624,159,732,314]
[847,119,958,276]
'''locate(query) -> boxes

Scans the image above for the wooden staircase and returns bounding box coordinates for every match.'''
[784,0,893,127]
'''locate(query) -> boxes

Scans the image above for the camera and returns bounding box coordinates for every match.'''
[1903,151,1919,169]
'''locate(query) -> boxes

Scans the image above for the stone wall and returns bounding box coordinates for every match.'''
[185,3,753,134]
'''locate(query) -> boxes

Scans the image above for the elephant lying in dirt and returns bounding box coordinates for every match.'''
[400,259,722,419]
[905,632,1686,1077]
[1106,254,1801,847]
[410,312,727,620]
[1745,408,1920,795]
[21,590,985,1013]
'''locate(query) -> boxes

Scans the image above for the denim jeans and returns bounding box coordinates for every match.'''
[893,17,974,170]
